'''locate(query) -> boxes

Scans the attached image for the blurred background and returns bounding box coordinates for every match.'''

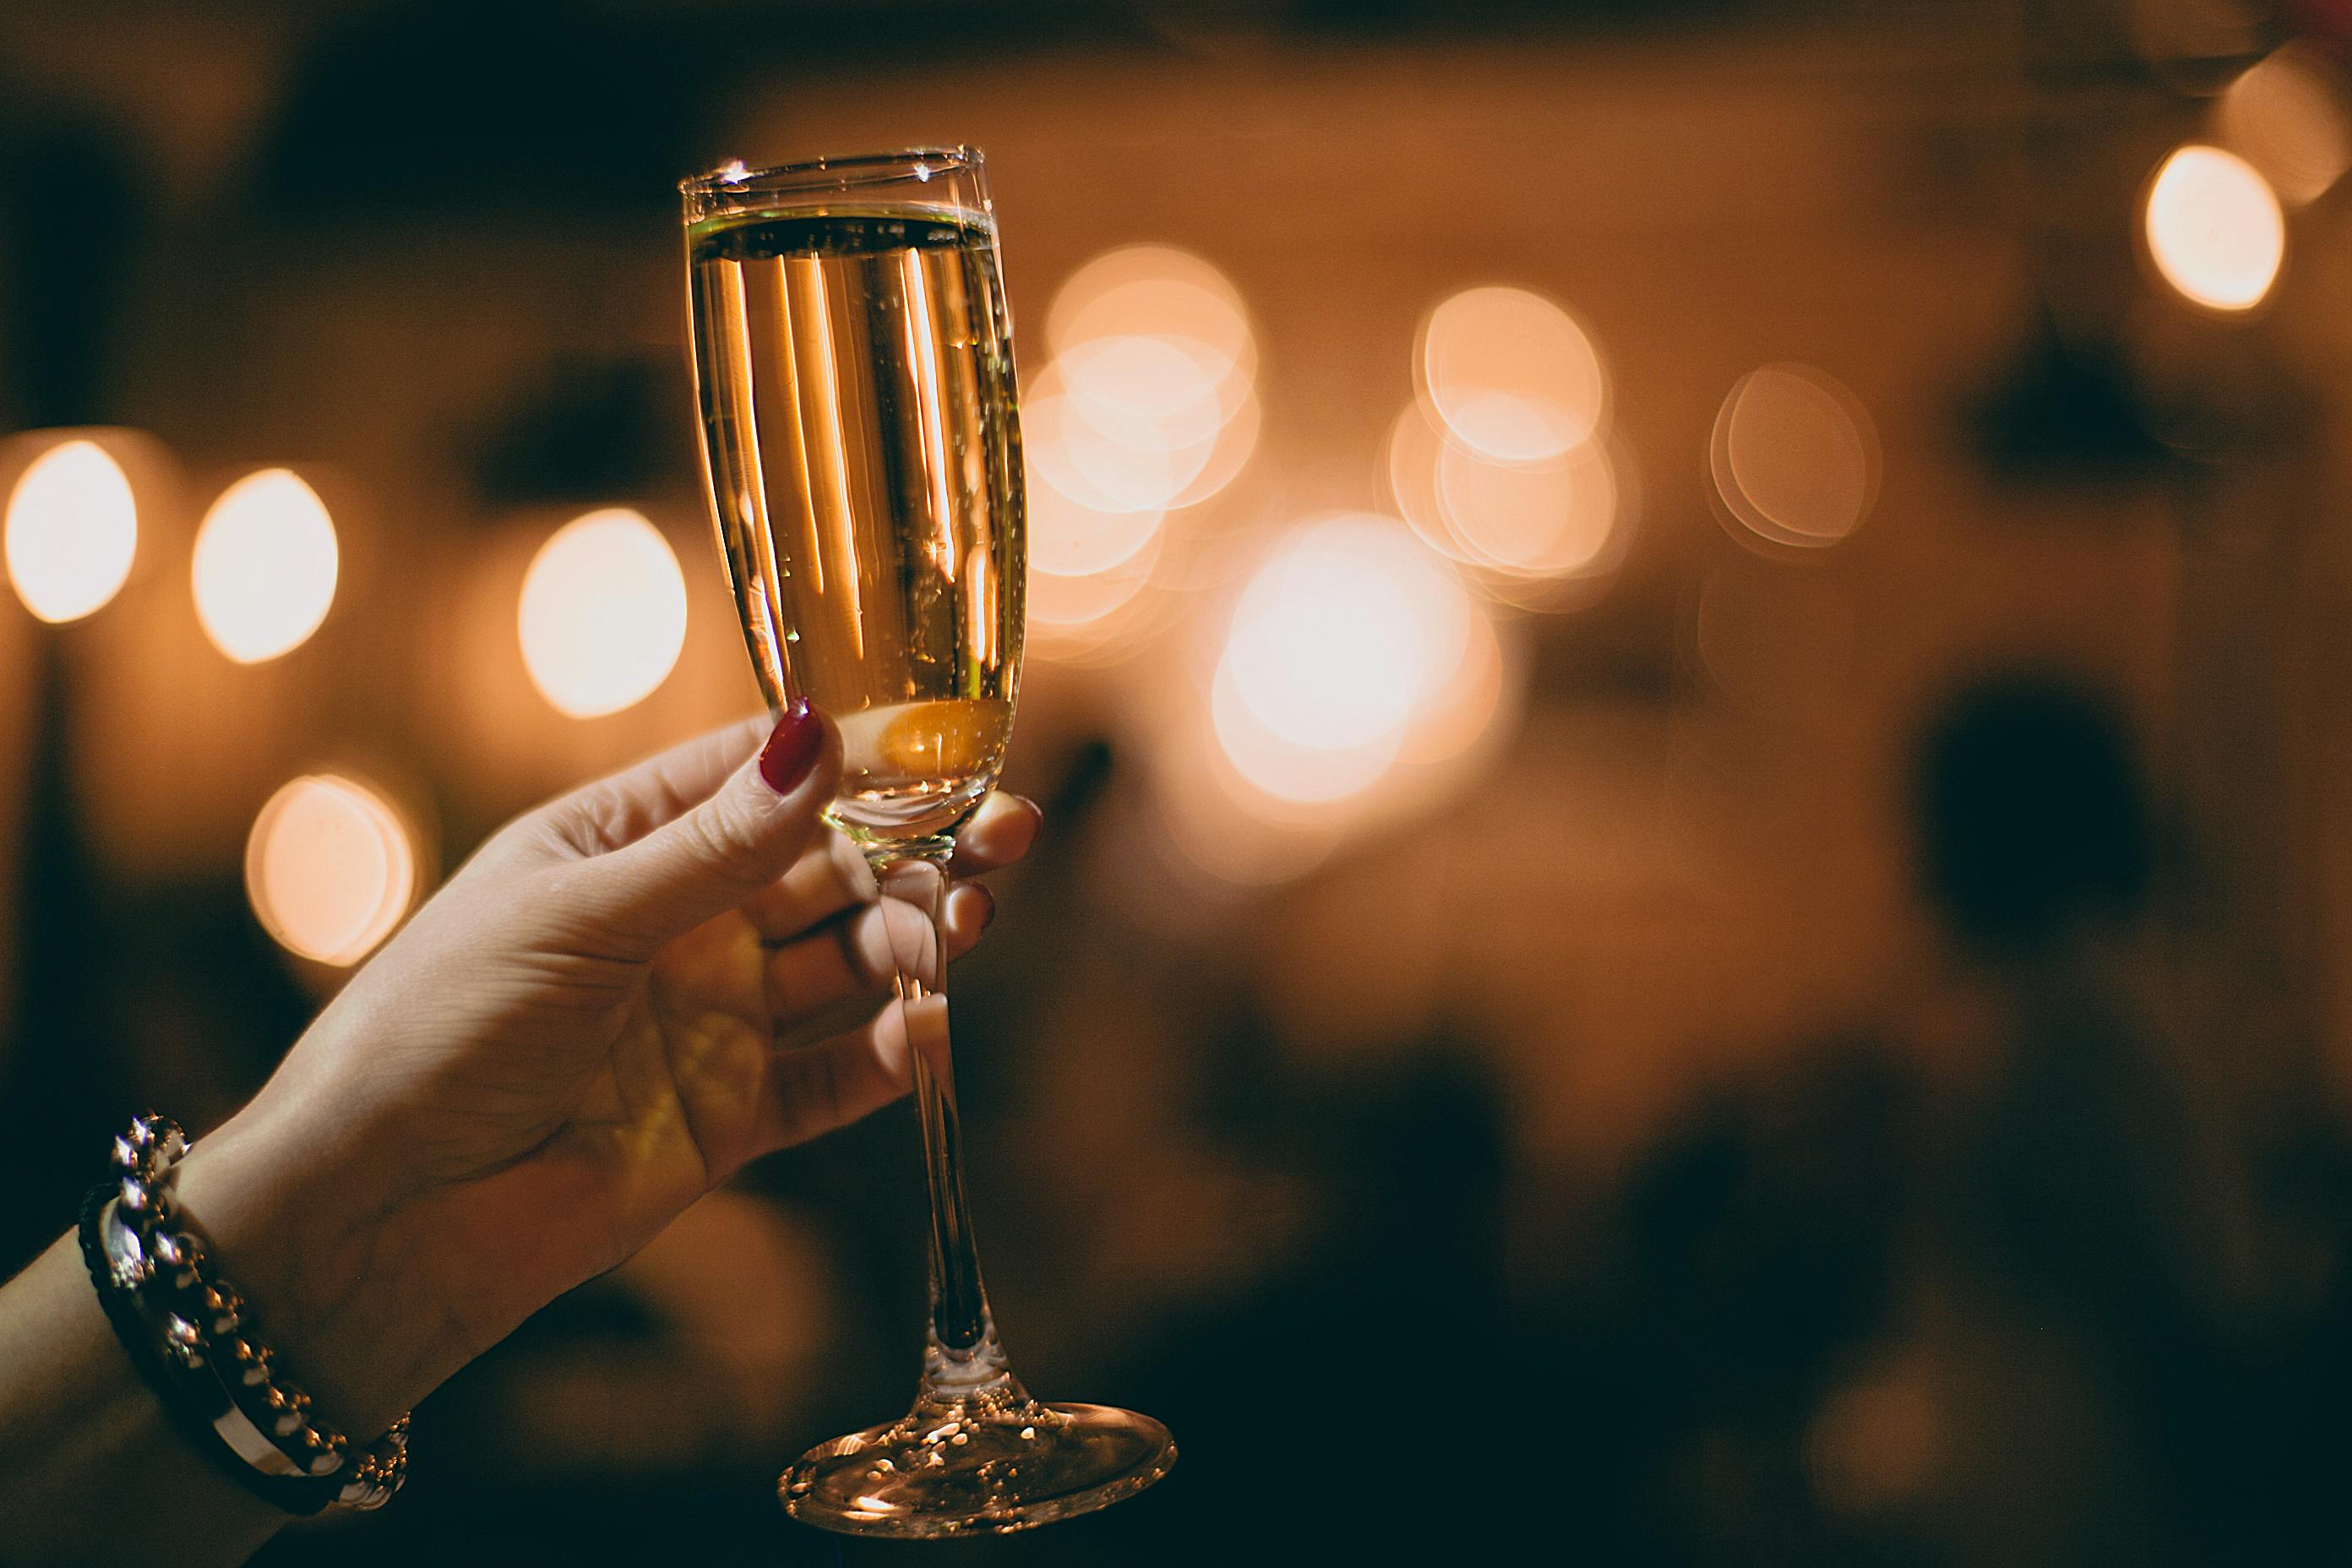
[8,0,2352,1560]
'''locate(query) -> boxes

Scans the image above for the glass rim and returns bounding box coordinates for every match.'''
[678,145,984,199]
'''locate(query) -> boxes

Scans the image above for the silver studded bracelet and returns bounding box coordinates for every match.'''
[77,1114,410,1513]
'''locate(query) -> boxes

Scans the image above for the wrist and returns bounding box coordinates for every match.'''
[171,1106,465,1439]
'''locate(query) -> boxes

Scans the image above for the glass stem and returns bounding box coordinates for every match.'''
[869,847,1021,1407]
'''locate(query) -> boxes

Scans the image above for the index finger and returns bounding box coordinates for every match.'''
[538,712,776,858]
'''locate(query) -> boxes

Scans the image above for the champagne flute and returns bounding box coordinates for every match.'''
[679,148,1176,1537]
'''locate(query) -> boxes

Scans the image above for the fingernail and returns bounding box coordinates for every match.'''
[759,700,822,795]
[956,881,997,933]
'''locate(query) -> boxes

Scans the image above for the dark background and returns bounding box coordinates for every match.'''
[8,0,2352,1561]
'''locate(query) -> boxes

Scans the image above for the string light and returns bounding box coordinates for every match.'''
[1046,244,1255,418]
[2143,144,2286,313]
[1025,373,1186,528]
[1386,403,1630,607]
[517,509,689,718]
[245,774,416,966]
[1416,286,1605,463]
[2219,44,2352,207]
[1709,364,1879,551]
[5,439,138,623]
[1211,515,1484,805]
[1025,244,1262,667]
[192,469,339,663]
[1032,244,1259,520]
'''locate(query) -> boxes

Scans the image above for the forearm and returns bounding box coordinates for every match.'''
[0,1102,476,1565]
[170,1104,476,1440]
[0,1235,286,1567]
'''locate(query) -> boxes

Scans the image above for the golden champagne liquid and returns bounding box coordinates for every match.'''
[689,208,1023,847]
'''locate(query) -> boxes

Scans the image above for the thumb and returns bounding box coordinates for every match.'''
[564,701,840,958]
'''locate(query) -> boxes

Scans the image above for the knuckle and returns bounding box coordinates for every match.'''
[839,907,895,989]
[684,791,777,890]
[566,781,640,853]
[830,830,879,901]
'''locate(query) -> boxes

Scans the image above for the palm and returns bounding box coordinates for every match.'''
[396,905,863,1315]
[259,716,1032,1358]
[558,908,804,1265]
[374,814,1015,1345]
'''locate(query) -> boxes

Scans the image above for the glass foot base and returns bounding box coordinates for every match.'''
[781,1394,1176,1538]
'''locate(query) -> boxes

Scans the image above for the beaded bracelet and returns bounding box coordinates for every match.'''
[79,1114,409,1513]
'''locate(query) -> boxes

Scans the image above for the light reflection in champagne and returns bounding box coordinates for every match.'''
[899,248,960,583]
[787,257,866,654]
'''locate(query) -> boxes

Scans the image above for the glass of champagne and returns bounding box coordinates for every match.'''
[679,148,1176,1537]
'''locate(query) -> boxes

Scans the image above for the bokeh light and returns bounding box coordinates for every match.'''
[517,508,689,718]
[1025,243,1262,667]
[1028,518,1164,666]
[1028,345,1262,516]
[1417,285,1606,463]
[245,774,417,966]
[1060,334,1229,456]
[1211,515,1484,804]
[1386,403,1630,605]
[1386,401,1456,558]
[2143,144,2286,313]
[1032,243,1259,517]
[4,439,138,624]
[1392,587,1505,767]
[1709,364,1879,551]
[192,469,340,663]
[1025,378,1182,538]
[1046,244,1255,411]
[1437,428,1622,577]
[2219,44,2352,207]
[1806,1354,1945,1516]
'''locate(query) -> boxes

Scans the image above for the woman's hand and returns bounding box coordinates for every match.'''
[170,705,1037,1436]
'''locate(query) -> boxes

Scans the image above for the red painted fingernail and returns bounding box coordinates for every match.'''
[758,700,822,795]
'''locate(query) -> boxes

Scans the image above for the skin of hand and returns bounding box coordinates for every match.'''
[166,705,1039,1438]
